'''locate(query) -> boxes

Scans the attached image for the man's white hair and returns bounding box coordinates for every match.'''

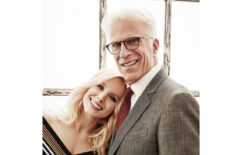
[101,7,158,42]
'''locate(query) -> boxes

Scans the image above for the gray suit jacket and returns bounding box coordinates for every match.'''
[108,68,199,155]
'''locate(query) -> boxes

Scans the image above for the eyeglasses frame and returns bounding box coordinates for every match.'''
[105,36,153,55]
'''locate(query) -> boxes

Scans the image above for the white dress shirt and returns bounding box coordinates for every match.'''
[130,64,161,110]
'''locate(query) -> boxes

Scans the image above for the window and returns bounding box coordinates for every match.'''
[43,0,200,110]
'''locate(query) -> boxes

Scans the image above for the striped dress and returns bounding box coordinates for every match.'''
[43,117,96,155]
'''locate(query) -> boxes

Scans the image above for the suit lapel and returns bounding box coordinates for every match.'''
[109,94,151,154]
[109,68,168,155]
[109,125,116,149]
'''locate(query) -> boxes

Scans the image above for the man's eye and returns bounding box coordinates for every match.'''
[109,96,117,103]
[112,42,121,48]
[126,38,139,44]
[97,84,104,90]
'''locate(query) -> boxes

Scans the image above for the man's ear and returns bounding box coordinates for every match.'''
[153,38,159,54]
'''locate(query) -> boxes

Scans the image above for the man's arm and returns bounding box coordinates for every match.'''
[158,92,199,155]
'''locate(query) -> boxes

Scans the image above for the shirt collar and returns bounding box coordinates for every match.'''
[130,64,161,102]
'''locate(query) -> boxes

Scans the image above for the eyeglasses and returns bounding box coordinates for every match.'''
[105,36,153,55]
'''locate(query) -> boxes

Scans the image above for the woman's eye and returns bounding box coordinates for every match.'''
[109,96,117,103]
[97,84,104,90]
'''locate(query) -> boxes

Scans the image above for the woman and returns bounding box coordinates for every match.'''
[43,69,126,155]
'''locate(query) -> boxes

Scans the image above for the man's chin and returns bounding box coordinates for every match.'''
[123,74,139,86]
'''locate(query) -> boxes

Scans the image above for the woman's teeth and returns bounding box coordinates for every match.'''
[91,100,102,110]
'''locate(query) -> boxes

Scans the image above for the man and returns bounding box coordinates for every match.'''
[102,7,199,155]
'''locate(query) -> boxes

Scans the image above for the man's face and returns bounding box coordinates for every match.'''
[109,20,159,85]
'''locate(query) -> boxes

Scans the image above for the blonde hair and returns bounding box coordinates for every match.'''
[59,69,126,155]
[101,7,158,42]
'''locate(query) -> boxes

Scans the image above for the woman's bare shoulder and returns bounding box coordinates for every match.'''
[43,109,59,127]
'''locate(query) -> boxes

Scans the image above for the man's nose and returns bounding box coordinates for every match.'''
[119,42,131,58]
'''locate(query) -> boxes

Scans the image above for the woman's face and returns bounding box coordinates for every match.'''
[83,77,125,120]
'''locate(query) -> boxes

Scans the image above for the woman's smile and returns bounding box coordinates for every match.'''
[90,97,103,111]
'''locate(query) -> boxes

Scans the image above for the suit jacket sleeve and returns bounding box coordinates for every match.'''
[158,92,199,155]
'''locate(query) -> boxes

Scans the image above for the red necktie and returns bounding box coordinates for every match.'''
[115,87,133,136]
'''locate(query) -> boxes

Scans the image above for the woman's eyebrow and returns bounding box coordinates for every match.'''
[103,82,120,99]
[102,82,106,86]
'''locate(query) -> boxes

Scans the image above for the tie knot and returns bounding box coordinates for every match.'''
[124,87,133,99]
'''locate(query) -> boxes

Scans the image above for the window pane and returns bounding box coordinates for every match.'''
[43,0,99,109]
[43,0,99,88]
[170,2,200,90]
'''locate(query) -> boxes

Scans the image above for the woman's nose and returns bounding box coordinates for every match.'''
[97,94,105,104]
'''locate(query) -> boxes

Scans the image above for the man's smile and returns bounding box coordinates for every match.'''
[121,60,138,67]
